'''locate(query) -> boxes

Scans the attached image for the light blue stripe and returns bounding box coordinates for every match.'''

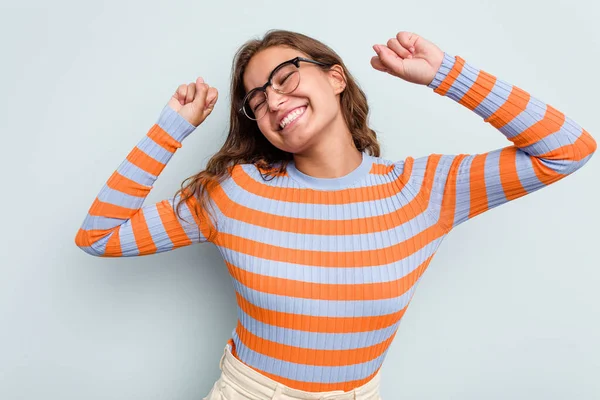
[561,152,594,174]
[519,125,574,156]
[142,203,174,252]
[444,59,477,103]
[232,331,388,384]
[427,52,455,90]
[452,155,474,228]
[117,222,138,256]
[514,149,545,194]
[82,233,112,256]
[218,207,436,253]
[97,186,144,210]
[228,162,415,220]
[483,149,508,209]
[81,213,126,231]
[156,104,196,143]
[518,114,585,163]
[232,275,416,317]
[137,135,176,165]
[472,75,505,121]
[497,95,545,139]
[116,159,157,185]
[168,195,202,243]
[78,245,101,256]
[222,235,442,284]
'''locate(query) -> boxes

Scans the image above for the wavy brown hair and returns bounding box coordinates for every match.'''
[173,29,381,241]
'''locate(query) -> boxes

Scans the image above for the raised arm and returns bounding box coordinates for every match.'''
[372,32,596,232]
[408,53,595,232]
[75,78,221,256]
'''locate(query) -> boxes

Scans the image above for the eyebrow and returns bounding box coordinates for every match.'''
[246,57,297,93]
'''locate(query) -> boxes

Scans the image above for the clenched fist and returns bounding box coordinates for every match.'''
[168,77,218,127]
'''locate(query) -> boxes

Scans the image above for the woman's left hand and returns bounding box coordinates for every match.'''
[371,32,445,86]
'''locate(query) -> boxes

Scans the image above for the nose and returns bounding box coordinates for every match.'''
[265,86,287,112]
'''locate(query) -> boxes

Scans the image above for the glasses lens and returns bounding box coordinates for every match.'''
[273,63,299,94]
[243,90,267,120]
[242,63,300,121]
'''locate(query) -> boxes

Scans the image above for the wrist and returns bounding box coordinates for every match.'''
[156,104,197,143]
[427,52,456,90]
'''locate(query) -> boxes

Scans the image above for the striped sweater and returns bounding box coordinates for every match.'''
[75,52,596,392]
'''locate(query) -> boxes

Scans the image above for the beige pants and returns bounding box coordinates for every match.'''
[203,344,382,400]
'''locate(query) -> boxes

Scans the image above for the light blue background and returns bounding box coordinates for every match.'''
[1,0,598,399]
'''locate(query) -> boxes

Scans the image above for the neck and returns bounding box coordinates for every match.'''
[291,112,362,179]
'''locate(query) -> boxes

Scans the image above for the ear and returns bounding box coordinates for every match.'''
[327,64,347,95]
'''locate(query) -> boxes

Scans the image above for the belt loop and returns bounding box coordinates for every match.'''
[218,345,227,370]
[271,384,284,400]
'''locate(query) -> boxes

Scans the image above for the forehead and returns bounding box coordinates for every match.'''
[243,46,308,92]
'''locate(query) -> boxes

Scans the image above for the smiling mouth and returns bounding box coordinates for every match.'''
[278,105,308,131]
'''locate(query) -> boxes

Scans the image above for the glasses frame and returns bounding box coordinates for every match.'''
[239,56,332,120]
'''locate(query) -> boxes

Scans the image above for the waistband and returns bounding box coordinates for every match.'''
[218,343,381,400]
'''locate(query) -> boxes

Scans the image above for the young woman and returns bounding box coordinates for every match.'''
[75,29,596,399]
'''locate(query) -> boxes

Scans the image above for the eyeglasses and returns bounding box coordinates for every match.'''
[239,56,332,121]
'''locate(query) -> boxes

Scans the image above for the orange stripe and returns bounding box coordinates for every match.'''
[217,220,442,268]
[230,162,407,205]
[370,162,395,176]
[235,321,397,367]
[210,166,432,242]
[534,130,597,165]
[192,161,422,246]
[458,68,494,111]
[103,231,122,256]
[580,128,598,156]
[511,103,564,148]
[530,153,568,186]
[434,55,464,96]
[235,291,407,333]
[130,209,157,255]
[229,342,382,392]
[88,197,134,220]
[156,199,193,249]
[468,154,489,220]
[75,228,111,247]
[181,189,217,243]
[427,154,467,230]
[485,85,530,130]
[225,253,433,301]
[499,147,528,202]
[126,146,166,177]
[75,228,92,247]
[146,124,182,153]
[75,228,122,257]
[406,154,456,231]
[106,171,151,198]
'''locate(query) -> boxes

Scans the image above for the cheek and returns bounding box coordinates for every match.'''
[257,118,281,136]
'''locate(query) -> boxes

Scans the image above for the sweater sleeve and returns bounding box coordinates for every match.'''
[402,52,597,233]
[74,104,219,257]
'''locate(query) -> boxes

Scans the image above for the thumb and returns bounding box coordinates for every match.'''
[204,87,218,109]
[199,87,218,120]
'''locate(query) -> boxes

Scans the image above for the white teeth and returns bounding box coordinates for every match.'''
[280,107,306,129]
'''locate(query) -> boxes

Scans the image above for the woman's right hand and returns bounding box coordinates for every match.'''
[167,77,218,127]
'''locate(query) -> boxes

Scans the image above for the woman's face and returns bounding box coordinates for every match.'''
[242,46,346,154]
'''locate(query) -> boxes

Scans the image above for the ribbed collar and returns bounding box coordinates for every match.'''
[285,151,373,190]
